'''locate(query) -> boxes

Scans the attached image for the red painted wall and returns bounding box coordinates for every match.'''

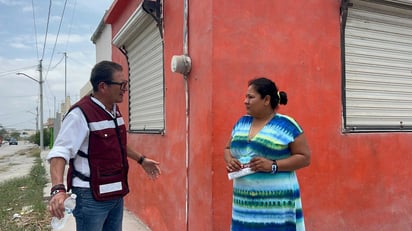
[107,1,189,230]
[105,0,412,230]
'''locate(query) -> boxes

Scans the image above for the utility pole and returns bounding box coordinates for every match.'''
[64,52,67,101]
[35,106,39,132]
[16,59,44,150]
[39,60,44,150]
[26,109,38,132]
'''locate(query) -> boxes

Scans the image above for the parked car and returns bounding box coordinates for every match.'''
[9,138,18,145]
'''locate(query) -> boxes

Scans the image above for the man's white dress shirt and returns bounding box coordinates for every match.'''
[47,97,118,188]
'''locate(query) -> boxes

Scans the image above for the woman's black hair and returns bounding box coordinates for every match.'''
[248,77,288,109]
[90,61,123,92]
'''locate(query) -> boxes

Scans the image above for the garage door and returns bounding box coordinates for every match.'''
[344,0,412,131]
[113,6,164,133]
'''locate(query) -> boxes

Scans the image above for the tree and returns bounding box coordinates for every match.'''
[10,131,20,139]
[29,128,51,147]
[0,125,7,138]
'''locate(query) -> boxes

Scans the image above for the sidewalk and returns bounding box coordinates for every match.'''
[41,149,151,230]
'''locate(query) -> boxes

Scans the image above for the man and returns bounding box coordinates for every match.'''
[47,61,161,231]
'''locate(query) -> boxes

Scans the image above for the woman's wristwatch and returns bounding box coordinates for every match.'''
[271,160,278,174]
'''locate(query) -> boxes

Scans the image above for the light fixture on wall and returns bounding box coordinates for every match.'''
[171,55,192,75]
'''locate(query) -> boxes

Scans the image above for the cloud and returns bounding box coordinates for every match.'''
[22,5,33,12]
[0,0,113,130]
[50,15,62,22]
[48,33,91,44]
[2,34,38,57]
[0,0,25,6]
[10,42,31,49]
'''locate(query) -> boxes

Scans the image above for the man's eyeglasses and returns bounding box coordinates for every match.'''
[103,80,128,90]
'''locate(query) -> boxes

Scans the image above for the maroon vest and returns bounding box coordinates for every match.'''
[67,96,129,201]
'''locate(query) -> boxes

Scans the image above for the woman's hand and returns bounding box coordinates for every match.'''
[225,156,242,172]
[224,140,242,172]
[249,157,273,172]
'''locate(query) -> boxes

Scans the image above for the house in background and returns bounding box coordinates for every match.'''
[91,0,412,230]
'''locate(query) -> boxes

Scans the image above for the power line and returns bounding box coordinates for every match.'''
[65,0,77,51]
[2,119,37,129]
[31,0,40,60]
[41,0,52,60]
[45,0,68,80]
[49,54,65,71]
[0,65,38,78]
[0,109,37,119]
[0,94,38,98]
[43,0,69,106]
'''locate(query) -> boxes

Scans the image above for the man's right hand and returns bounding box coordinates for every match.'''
[48,192,68,219]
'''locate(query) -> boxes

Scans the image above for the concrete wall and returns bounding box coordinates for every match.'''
[105,0,412,230]
[94,24,112,62]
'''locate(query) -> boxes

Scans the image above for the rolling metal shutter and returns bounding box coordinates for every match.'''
[113,6,164,132]
[344,0,412,131]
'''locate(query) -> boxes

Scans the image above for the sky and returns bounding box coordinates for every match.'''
[0,0,113,130]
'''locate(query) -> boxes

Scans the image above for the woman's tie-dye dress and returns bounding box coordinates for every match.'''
[229,114,305,231]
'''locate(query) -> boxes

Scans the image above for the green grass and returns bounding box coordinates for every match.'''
[0,148,51,231]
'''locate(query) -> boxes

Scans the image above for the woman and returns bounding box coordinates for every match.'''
[224,77,311,231]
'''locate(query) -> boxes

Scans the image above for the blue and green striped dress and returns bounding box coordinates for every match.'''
[230,114,305,231]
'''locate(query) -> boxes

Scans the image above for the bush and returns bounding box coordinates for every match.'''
[28,128,51,148]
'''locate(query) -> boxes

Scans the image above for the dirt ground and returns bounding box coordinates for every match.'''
[0,143,38,183]
[0,142,151,230]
